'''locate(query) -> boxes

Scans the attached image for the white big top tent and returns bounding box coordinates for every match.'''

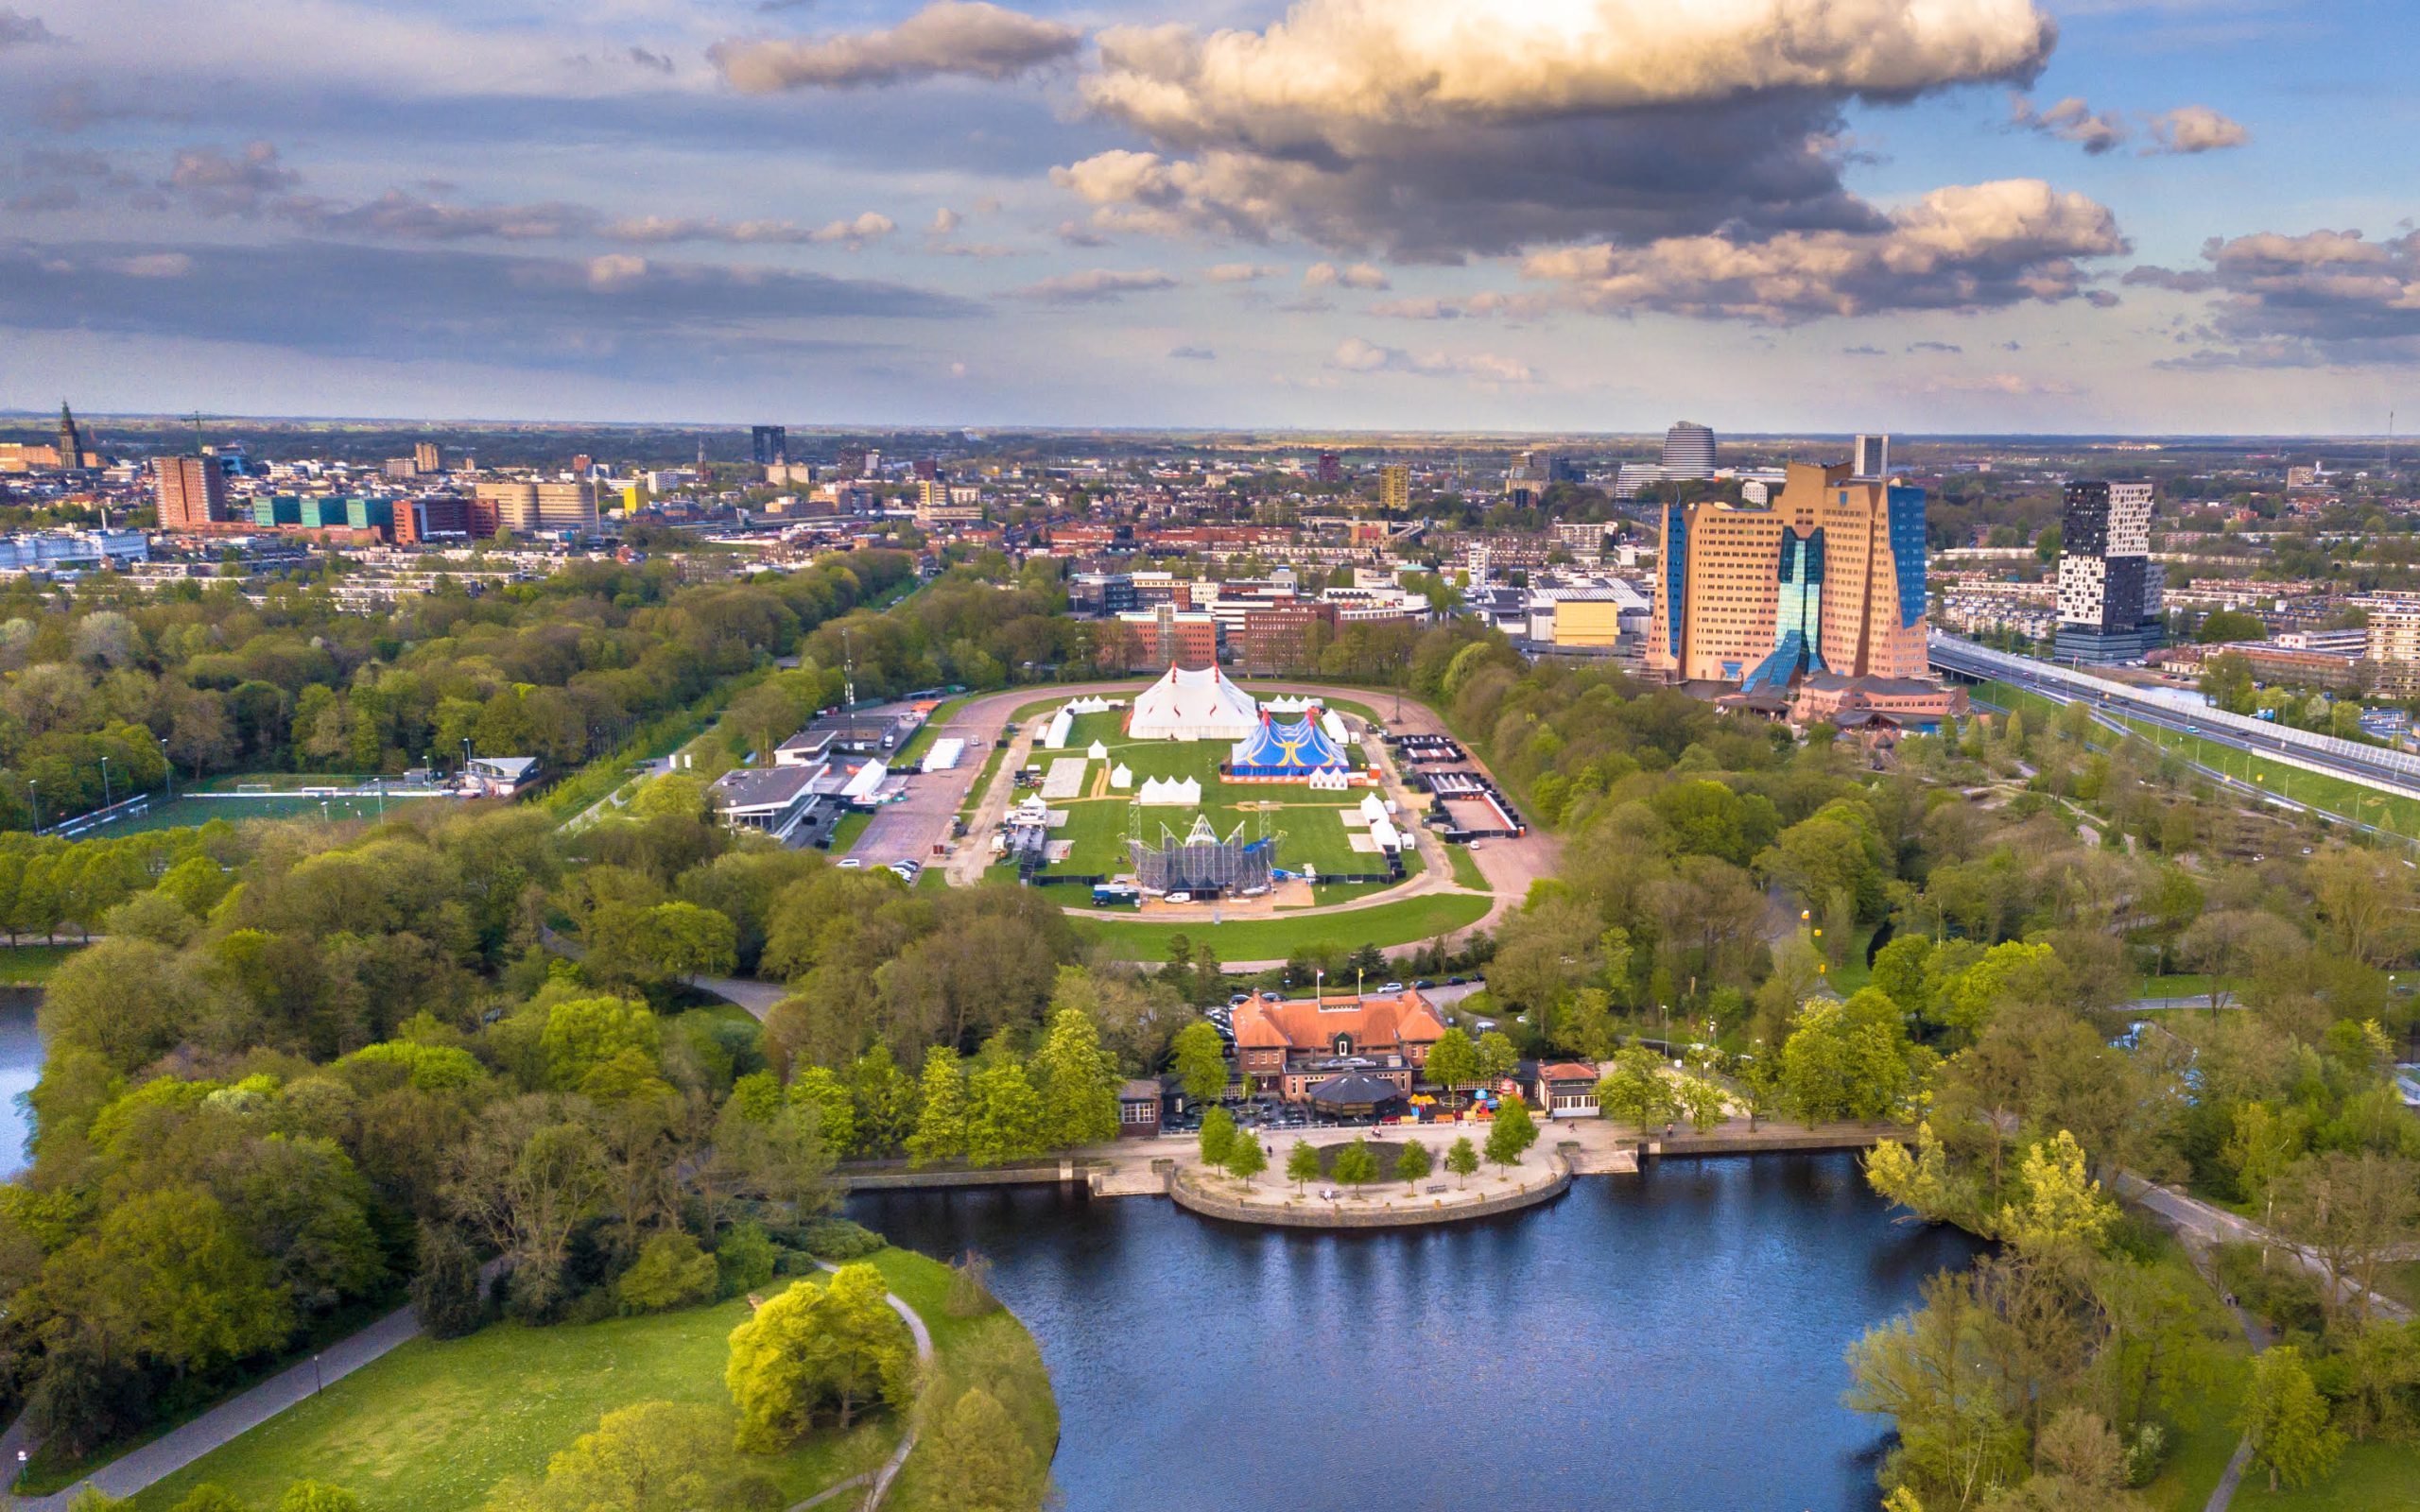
[1125,663,1261,741]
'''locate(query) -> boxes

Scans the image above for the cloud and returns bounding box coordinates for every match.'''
[0,8,53,48]
[1908,340,1964,352]
[1169,345,1217,360]
[0,240,981,369]
[1060,0,2055,259]
[1054,220,1111,248]
[808,211,898,247]
[930,207,962,234]
[2146,105,2249,155]
[1913,371,2079,395]
[1011,267,1178,302]
[164,141,301,215]
[1305,261,1390,290]
[1324,336,1535,384]
[1519,179,2126,323]
[1841,345,1886,356]
[712,1,1080,92]
[1204,262,1280,283]
[625,45,674,76]
[2149,228,2420,367]
[2009,94,2129,154]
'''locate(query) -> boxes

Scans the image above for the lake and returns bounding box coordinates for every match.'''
[0,996,38,1177]
[852,1152,1984,1512]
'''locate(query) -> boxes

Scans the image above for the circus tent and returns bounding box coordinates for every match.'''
[1126,664,1261,741]
[1229,707,1351,778]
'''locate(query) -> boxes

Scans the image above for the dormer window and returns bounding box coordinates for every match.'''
[1333,1033,1353,1057]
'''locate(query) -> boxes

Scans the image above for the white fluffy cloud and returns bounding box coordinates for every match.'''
[2009,94,2129,154]
[2147,106,2249,155]
[1304,261,1389,290]
[1013,267,1180,302]
[2137,228,2420,367]
[1204,262,1281,283]
[1325,336,1535,384]
[713,1,1080,93]
[1060,0,2057,258]
[1519,179,2125,322]
[809,212,898,248]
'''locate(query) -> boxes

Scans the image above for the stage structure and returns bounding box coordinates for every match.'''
[1128,813,1275,897]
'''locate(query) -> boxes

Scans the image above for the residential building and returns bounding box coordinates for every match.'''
[1231,988,1447,1102]
[474,481,599,537]
[2054,481,2165,663]
[1661,421,1717,480]
[413,441,444,473]
[2367,608,2420,666]
[1647,460,1928,688]
[1378,463,1410,513]
[156,455,230,530]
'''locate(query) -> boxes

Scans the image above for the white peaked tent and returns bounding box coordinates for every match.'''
[1126,663,1260,741]
[1307,766,1351,792]
[1042,708,1075,748]
[1136,776,1202,806]
[1110,763,1133,790]
[1065,696,1114,714]
[1358,793,1390,825]
[1087,739,1109,761]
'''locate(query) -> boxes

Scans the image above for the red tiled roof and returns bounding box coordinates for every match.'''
[1232,989,1445,1053]
[1538,1061,1599,1083]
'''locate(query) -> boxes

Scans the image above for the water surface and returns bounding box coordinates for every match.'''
[0,997,40,1177]
[853,1152,1983,1512]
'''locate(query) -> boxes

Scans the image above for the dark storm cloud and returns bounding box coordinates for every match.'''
[0,239,983,369]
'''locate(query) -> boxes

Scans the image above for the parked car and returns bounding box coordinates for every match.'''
[1447,975,1466,986]
[1229,993,1250,1006]
[1413,979,1435,989]
[837,858,862,869]
[1382,981,1404,993]
[1166,891,1193,904]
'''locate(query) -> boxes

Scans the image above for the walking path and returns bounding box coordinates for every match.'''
[536,924,786,1022]
[2116,1172,2411,1322]
[5,1301,426,1511]
[794,1262,935,1512]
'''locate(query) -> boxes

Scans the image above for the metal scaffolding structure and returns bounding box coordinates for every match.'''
[1128,813,1274,896]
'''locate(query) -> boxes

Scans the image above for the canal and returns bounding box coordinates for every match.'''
[852,1153,1984,1512]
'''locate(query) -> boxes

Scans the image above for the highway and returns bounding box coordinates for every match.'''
[1929,633,2420,838]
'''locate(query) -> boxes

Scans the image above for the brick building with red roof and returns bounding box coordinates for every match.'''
[1233,987,1448,1102]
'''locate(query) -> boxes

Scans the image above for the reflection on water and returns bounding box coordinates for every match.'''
[852,1152,1984,1512]
[0,997,39,1177]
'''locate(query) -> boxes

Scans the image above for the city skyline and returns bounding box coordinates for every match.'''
[3,0,2413,433]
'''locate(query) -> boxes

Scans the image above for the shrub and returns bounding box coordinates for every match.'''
[411,1222,487,1340]
[943,1251,1001,1318]
[616,1231,719,1314]
[715,1222,781,1297]
[795,1217,885,1261]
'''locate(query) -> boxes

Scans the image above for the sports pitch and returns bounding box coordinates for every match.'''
[1025,711,1386,880]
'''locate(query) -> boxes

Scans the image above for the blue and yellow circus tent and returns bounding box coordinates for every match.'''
[1228,707,1350,778]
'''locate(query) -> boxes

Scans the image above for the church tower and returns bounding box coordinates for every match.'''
[56,402,84,470]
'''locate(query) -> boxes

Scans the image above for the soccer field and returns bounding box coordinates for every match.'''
[1027,710,1381,879]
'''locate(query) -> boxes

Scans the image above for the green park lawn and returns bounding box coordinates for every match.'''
[872,1249,1058,1512]
[829,809,874,854]
[2232,1442,2420,1510]
[1446,846,1487,891]
[1078,891,1490,962]
[0,942,82,984]
[130,1247,1024,1512]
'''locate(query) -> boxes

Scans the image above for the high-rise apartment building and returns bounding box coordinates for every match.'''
[473,481,599,537]
[2054,481,2164,663]
[1648,460,1927,688]
[413,441,443,473]
[751,426,787,467]
[1378,464,1410,513]
[1661,422,1717,480]
[155,455,229,531]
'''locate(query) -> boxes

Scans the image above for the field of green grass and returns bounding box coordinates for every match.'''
[828,809,874,854]
[0,943,82,984]
[1028,712,1378,880]
[82,792,458,835]
[130,1246,1038,1512]
[1446,846,1487,890]
[1079,891,1490,961]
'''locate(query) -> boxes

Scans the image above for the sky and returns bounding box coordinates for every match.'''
[2,0,2416,435]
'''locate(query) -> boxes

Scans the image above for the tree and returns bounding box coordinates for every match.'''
[33,1184,295,1378]
[1595,1048,1673,1135]
[1671,1074,1728,1133]
[443,1103,614,1316]
[615,1231,718,1314]
[1395,1138,1432,1190]
[1331,1139,1378,1190]
[1031,1008,1119,1149]
[1286,1139,1320,1193]
[788,1065,859,1159]
[918,1387,1039,1512]
[1484,1096,1538,1169]
[1991,1131,2117,1259]
[1425,1027,1480,1100]
[411,1221,487,1339]
[2271,1151,2420,1328]
[1474,1030,1518,1089]
[1170,1021,1230,1108]
[1445,1136,1479,1189]
[2198,609,2268,644]
[1198,1107,1236,1168]
[1223,1132,1268,1185]
[1777,993,1918,1125]
[726,1264,911,1449]
[906,1049,968,1168]
[276,1486,361,1512]
[168,1489,247,1512]
[963,1053,1044,1169]
[2238,1346,2343,1492]
[1864,1124,1959,1226]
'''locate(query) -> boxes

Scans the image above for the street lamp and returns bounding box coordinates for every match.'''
[25,779,37,834]
[161,736,172,800]
[98,754,111,811]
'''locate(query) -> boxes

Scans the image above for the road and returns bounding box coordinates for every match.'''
[2117,1172,2411,1323]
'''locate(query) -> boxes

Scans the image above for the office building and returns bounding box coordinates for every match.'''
[751,426,787,467]
[1648,460,1928,689]
[1661,422,1717,480]
[394,495,472,545]
[2054,481,2164,663]
[156,455,230,531]
[1378,463,1410,513]
[1854,434,1890,479]
[473,481,599,537]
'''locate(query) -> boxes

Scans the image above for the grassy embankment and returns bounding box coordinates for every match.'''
[132,1246,1054,1512]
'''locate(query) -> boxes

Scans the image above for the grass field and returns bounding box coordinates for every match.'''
[1079,891,1491,961]
[1446,846,1487,890]
[0,943,81,984]
[130,1246,1036,1512]
[873,1249,1058,1512]
[829,809,874,854]
[1021,711,1381,882]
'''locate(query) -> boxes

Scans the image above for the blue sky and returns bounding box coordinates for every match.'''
[3,0,2414,434]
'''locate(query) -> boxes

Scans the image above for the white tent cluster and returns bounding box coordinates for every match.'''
[1041,708,1075,748]
[1306,766,1352,791]
[1063,696,1117,714]
[1135,776,1203,807]
[1126,664,1260,741]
